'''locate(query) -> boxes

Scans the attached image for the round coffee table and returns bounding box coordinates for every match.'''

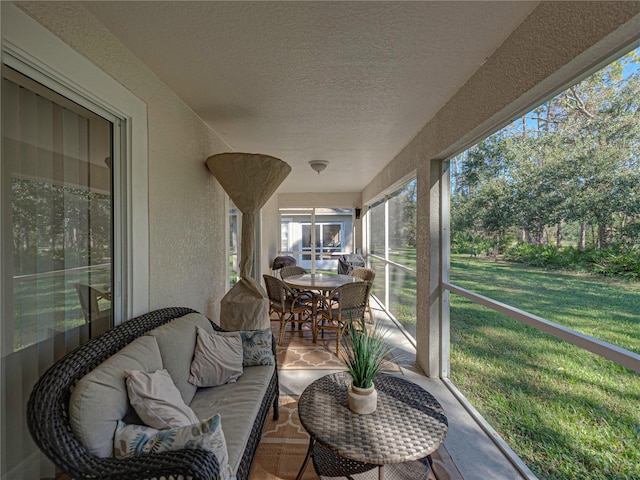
[295,372,448,480]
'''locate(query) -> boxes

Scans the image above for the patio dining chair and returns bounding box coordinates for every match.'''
[279,265,314,301]
[279,265,307,279]
[263,274,311,345]
[349,267,376,323]
[271,255,297,271]
[317,281,371,354]
[73,283,111,338]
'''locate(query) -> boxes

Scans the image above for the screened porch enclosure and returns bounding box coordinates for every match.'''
[360,44,640,479]
[367,179,418,338]
[3,1,640,479]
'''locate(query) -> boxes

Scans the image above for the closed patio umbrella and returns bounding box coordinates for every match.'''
[206,152,291,330]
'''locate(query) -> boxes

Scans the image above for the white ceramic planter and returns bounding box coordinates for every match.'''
[347,382,377,414]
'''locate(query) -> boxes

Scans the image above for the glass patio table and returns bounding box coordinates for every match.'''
[283,273,363,342]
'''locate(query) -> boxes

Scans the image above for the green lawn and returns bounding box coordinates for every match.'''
[449,255,639,480]
[12,267,111,351]
[450,255,640,353]
[370,252,418,337]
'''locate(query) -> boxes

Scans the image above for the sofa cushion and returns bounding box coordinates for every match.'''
[189,365,275,475]
[145,312,215,404]
[69,335,163,458]
[114,414,232,480]
[125,369,199,429]
[189,326,243,387]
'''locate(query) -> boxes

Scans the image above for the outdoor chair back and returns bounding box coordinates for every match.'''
[74,283,111,338]
[348,268,376,322]
[280,265,307,279]
[263,274,310,345]
[348,267,375,282]
[318,281,371,354]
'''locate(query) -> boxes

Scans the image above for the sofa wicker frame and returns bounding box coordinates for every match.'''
[27,307,280,480]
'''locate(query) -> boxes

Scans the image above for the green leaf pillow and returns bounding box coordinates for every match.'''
[114,414,232,480]
[215,328,275,367]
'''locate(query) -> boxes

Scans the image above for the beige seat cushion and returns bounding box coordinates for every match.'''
[189,365,275,475]
[69,336,163,458]
[145,312,215,404]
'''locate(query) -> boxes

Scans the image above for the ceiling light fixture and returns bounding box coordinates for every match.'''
[309,160,329,174]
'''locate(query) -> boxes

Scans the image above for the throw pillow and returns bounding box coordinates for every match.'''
[217,328,275,366]
[189,326,243,387]
[125,369,199,430]
[114,414,232,480]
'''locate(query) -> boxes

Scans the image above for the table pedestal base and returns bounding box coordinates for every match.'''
[295,440,433,480]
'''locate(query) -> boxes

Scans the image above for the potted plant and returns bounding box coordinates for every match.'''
[342,318,393,414]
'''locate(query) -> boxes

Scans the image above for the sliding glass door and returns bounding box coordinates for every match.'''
[1,65,119,479]
[280,207,353,272]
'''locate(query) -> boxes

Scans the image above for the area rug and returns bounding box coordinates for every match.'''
[251,394,450,480]
[250,394,318,479]
[272,321,402,373]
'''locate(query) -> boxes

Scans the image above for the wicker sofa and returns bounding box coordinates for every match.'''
[27,307,279,480]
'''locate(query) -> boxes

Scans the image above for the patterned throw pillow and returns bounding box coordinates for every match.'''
[238,329,275,366]
[211,328,275,367]
[114,414,232,480]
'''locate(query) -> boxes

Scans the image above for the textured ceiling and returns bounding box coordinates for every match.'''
[83,1,537,193]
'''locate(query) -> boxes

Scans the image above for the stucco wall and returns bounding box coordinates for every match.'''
[260,195,280,277]
[278,192,361,208]
[15,1,230,321]
[362,1,640,206]
[357,1,640,375]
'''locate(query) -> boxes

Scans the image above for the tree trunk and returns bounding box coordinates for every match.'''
[598,224,606,249]
[579,223,586,251]
[556,221,562,248]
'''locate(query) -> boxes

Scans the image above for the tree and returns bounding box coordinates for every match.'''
[451,47,640,254]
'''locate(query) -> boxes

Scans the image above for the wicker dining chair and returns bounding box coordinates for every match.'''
[280,265,307,279]
[348,267,376,323]
[317,281,371,354]
[263,274,311,345]
[74,283,112,338]
[278,265,314,304]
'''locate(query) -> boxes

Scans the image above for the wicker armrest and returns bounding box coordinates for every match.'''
[70,447,220,480]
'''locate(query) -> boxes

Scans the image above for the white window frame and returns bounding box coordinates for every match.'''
[279,207,354,272]
[1,3,150,324]
[366,178,418,326]
[225,196,242,289]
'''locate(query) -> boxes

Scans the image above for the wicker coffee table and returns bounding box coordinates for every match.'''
[295,372,448,480]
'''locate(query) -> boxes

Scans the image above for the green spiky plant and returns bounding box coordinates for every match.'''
[342,317,393,389]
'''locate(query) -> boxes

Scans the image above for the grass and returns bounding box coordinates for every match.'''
[449,254,640,480]
[371,248,418,336]
[12,267,111,351]
[450,255,640,353]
